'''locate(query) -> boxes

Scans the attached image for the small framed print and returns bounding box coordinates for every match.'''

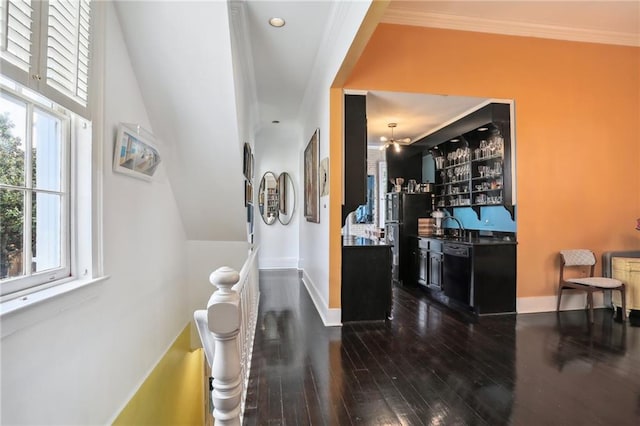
[113,123,161,181]
[243,143,252,179]
[245,180,253,206]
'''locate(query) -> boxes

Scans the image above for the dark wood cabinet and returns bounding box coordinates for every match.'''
[413,102,515,220]
[417,237,516,316]
[343,94,367,223]
[418,238,443,290]
[342,237,392,322]
[386,144,423,187]
[471,243,517,315]
[418,248,428,286]
[429,252,443,288]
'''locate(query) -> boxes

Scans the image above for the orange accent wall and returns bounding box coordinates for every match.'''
[343,25,640,298]
[329,87,343,308]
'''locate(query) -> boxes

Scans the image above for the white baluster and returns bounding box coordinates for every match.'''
[208,267,242,426]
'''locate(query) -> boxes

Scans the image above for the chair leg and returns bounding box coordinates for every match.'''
[620,285,627,322]
[557,287,563,312]
[587,290,594,323]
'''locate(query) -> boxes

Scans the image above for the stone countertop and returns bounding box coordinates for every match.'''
[416,234,517,246]
[342,236,392,247]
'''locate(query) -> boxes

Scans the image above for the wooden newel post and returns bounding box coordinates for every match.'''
[208,266,242,425]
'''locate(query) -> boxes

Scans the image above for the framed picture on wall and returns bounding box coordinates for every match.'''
[113,123,161,181]
[319,157,329,197]
[304,128,320,223]
[243,142,252,180]
[245,180,253,206]
[247,204,254,244]
[278,173,287,214]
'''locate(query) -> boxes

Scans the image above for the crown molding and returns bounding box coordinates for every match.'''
[382,10,640,47]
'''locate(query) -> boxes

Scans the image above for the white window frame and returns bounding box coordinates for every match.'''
[0,0,103,333]
[1,82,71,296]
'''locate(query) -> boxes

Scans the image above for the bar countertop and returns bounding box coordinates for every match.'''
[415,234,517,246]
[342,236,392,247]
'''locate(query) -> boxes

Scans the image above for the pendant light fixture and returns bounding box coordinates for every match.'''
[380,123,411,152]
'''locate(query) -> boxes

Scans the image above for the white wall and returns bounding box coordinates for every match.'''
[297,1,373,325]
[255,124,301,270]
[187,240,249,313]
[0,4,190,424]
[114,0,246,242]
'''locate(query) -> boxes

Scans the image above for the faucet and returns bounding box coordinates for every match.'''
[441,215,465,237]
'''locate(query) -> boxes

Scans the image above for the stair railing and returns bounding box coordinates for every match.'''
[194,247,260,425]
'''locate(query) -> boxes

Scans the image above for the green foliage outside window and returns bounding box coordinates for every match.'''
[1,113,25,278]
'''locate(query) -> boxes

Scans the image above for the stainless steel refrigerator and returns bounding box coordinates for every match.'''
[385,192,433,284]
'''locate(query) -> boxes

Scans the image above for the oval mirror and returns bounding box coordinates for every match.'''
[258,171,278,225]
[277,172,295,225]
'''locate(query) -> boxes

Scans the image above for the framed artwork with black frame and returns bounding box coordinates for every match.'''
[304,128,319,223]
[243,142,252,179]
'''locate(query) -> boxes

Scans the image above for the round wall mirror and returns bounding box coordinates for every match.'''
[277,172,295,225]
[258,171,296,225]
[258,171,278,225]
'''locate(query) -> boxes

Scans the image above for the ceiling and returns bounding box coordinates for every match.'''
[241,1,334,129]
[243,0,639,146]
[364,91,491,148]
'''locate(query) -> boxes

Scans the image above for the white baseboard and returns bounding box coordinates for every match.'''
[300,269,342,327]
[259,257,299,270]
[517,292,605,314]
[325,306,342,326]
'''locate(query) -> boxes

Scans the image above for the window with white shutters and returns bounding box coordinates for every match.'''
[45,0,90,109]
[0,0,34,74]
[0,0,91,118]
[1,0,99,301]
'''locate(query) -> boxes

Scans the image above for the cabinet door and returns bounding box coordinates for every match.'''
[429,254,442,288]
[418,250,428,285]
[343,94,367,223]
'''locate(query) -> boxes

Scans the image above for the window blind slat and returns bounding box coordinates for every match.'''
[48,33,74,57]
[49,13,73,35]
[10,0,31,16]
[47,56,74,78]
[48,17,75,42]
[6,15,30,37]
[55,0,74,17]
[8,4,31,22]
[2,0,91,116]
[1,0,33,73]
[7,26,31,48]
[45,0,91,107]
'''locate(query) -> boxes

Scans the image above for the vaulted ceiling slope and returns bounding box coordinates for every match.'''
[114,1,246,241]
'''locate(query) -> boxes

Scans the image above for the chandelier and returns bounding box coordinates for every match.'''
[380,123,411,152]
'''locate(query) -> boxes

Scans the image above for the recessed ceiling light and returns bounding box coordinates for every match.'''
[450,138,460,142]
[272,120,280,124]
[477,127,489,131]
[269,17,285,28]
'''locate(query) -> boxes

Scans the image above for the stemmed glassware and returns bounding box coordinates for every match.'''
[479,140,488,158]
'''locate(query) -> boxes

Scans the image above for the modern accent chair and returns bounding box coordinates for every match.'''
[557,249,626,323]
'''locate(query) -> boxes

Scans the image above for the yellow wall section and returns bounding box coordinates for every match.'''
[339,24,639,299]
[113,324,204,426]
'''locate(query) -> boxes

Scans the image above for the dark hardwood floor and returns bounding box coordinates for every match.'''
[243,270,640,425]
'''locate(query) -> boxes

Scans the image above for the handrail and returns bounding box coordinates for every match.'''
[193,246,260,425]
